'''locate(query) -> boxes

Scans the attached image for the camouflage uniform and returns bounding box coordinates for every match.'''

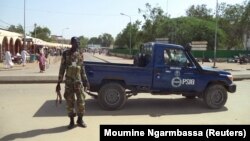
[58,49,87,117]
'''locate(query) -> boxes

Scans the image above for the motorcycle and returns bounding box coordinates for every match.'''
[12,55,22,64]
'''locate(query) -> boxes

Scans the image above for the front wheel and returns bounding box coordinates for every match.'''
[203,84,227,109]
[98,83,126,110]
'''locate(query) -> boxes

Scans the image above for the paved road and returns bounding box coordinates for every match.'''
[0,80,249,141]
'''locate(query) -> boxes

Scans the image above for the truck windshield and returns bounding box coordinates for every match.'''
[164,49,191,67]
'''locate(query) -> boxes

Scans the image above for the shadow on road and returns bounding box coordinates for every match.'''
[0,126,67,141]
[34,98,227,117]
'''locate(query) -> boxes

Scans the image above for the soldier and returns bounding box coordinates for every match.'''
[57,36,88,129]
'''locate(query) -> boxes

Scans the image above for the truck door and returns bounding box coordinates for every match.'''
[153,48,198,92]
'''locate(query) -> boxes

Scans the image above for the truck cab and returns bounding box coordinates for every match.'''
[84,42,236,110]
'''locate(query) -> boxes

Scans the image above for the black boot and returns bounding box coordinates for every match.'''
[67,116,75,129]
[77,116,87,128]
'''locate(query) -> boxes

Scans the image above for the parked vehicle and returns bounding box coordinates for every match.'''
[12,55,22,64]
[239,55,249,64]
[84,42,236,110]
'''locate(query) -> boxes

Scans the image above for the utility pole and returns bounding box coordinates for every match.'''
[34,23,37,39]
[120,13,132,55]
[23,0,26,50]
[213,0,218,68]
[34,23,37,53]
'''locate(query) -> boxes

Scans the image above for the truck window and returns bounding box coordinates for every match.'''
[164,49,189,67]
[134,44,152,67]
[142,45,152,66]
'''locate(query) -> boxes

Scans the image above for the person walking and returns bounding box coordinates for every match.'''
[21,49,29,66]
[4,50,14,68]
[37,48,46,73]
[56,36,88,129]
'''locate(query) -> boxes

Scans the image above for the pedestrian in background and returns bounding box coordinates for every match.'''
[4,50,14,68]
[21,49,29,66]
[38,48,46,73]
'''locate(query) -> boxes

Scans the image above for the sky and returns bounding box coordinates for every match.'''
[0,0,246,39]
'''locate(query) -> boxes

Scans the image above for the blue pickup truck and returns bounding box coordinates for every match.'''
[84,42,236,110]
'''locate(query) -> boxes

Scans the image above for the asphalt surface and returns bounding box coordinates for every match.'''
[0,80,250,141]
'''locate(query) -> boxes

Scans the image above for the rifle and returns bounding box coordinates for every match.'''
[55,82,62,106]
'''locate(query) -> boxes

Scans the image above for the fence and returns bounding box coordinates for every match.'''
[192,50,250,58]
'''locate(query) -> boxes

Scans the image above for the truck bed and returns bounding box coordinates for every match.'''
[84,61,153,92]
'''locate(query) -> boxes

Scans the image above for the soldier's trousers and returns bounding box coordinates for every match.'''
[64,80,85,117]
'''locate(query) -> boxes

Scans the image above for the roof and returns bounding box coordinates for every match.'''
[144,42,184,50]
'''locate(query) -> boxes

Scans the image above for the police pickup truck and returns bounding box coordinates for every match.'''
[84,42,236,110]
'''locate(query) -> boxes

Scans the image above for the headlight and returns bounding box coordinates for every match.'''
[227,75,233,82]
[220,74,233,82]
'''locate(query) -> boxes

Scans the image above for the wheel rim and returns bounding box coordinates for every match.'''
[210,90,224,105]
[105,89,120,105]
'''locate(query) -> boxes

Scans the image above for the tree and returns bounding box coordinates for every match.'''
[186,4,213,20]
[155,17,227,50]
[115,20,141,49]
[30,26,51,42]
[88,37,101,45]
[79,36,88,48]
[8,24,24,34]
[218,2,246,49]
[99,33,114,47]
[241,1,250,49]
[138,3,166,42]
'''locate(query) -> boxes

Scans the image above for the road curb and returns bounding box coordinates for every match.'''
[0,76,58,84]
[233,74,250,81]
[92,55,110,63]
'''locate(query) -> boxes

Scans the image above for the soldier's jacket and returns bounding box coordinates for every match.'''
[59,49,87,82]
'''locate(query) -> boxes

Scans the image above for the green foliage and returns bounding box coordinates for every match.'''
[114,20,141,49]
[99,33,114,47]
[218,2,246,49]
[79,36,89,48]
[138,3,166,43]
[8,24,24,34]
[88,37,101,44]
[30,26,51,42]
[160,17,226,50]
[186,4,213,20]
[192,50,250,58]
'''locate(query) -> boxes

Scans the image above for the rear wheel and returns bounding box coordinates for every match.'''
[203,84,227,109]
[98,83,126,110]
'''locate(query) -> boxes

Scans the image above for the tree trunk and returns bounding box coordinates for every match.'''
[243,33,247,50]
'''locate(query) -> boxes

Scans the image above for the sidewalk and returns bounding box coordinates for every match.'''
[0,53,249,83]
[93,53,134,64]
[0,56,61,83]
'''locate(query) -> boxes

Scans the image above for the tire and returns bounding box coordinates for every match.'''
[98,83,126,110]
[203,84,227,109]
